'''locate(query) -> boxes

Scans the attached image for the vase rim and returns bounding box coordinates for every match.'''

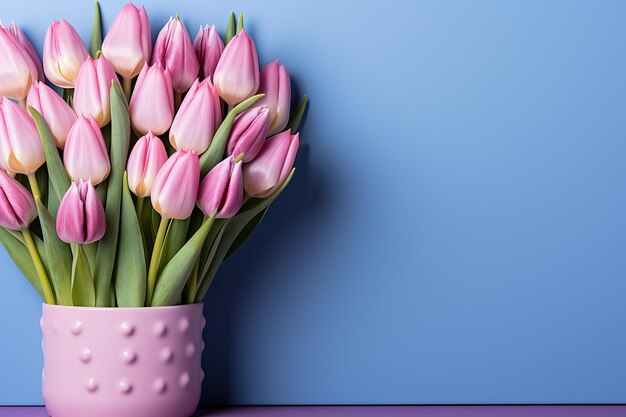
[42,302,204,312]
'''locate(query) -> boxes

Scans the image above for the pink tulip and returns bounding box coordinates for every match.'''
[151,150,199,219]
[152,16,199,93]
[101,2,152,79]
[127,131,168,198]
[4,22,44,82]
[197,156,243,219]
[27,81,77,149]
[194,25,224,80]
[0,24,40,101]
[56,179,106,244]
[226,106,270,162]
[73,56,120,127]
[129,62,174,136]
[63,116,110,185]
[213,30,259,106]
[0,97,44,174]
[0,170,36,230]
[256,61,291,135]
[43,20,89,88]
[243,131,299,198]
[169,78,221,154]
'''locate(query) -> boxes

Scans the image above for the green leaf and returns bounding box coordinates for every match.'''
[158,218,190,275]
[114,173,146,307]
[237,13,244,33]
[28,107,70,201]
[288,95,308,133]
[35,199,72,305]
[196,169,296,301]
[89,1,102,58]
[152,215,216,306]
[93,82,130,306]
[200,93,264,176]
[224,12,236,44]
[0,228,43,299]
[71,245,95,307]
[224,208,267,260]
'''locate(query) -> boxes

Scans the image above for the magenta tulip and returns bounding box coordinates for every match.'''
[0,170,36,230]
[101,2,152,80]
[4,22,44,82]
[73,56,120,127]
[213,30,259,106]
[169,78,221,154]
[0,97,44,175]
[63,116,110,185]
[127,131,168,198]
[129,62,174,136]
[0,23,40,101]
[152,16,199,93]
[151,150,200,219]
[243,131,299,198]
[197,156,243,219]
[194,25,224,80]
[226,106,270,162]
[43,20,89,88]
[256,61,291,135]
[56,180,106,244]
[27,81,77,149]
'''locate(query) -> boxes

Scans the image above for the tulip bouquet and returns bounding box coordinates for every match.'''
[0,3,306,308]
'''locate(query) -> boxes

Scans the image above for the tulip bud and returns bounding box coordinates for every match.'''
[213,30,259,106]
[152,16,199,93]
[27,81,77,149]
[56,180,106,244]
[63,116,110,185]
[0,97,44,174]
[43,20,90,88]
[73,56,120,127]
[243,131,299,198]
[4,22,44,82]
[151,150,200,219]
[101,2,152,79]
[256,61,291,135]
[127,131,168,198]
[0,170,36,230]
[169,78,221,154]
[226,106,270,162]
[194,25,224,80]
[0,23,40,101]
[129,62,174,136]
[197,156,243,219]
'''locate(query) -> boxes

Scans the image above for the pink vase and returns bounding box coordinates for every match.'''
[41,303,205,417]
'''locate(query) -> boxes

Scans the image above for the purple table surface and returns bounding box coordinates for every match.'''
[1,406,625,417]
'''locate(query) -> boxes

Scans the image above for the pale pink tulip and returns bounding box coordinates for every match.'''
[129,62,174,136]
[213,30,259,106]
[43,20,89,88]
[73,56,120,127]
[56,179,106,244]
[0,169,36,230]
[152,16,199,93]
[101,2,152,79]
[256,60,291,135]
[27,81,77,149]
[243,131,299,198]
[63,116,110,185]
[0,24,40,101]
[194,25,224,80]
[0,97,44,174]
[226,106,270,162]
[127,131,168,198]
[197,156,243,219]
[169,78,221,154]
[151,150,200,219]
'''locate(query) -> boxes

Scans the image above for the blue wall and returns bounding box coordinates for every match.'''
[1,0,626,405]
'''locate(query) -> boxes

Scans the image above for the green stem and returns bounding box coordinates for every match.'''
[136,197,145,222]
[122,77,132,100]
[22,228,55,304]
[185,256,200,304]
[27,174,41,200]
[146,217,169,306]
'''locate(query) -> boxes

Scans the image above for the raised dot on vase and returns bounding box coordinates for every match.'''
[85,377,98,392]
[80,348,92,363]
[178,317,190,334]
[121,349,137,364]
[120,322,135,336]
[39,317,44,331]
[185,342,196,358]
[179,372,190,388]
[118,379,132,394]
[153,377,167,394]
[160,347,173,363]
[41,340,44,352]
[71,320,83,336]
[201,341,205,352]
[153,321,167,337]
[200,316,206,329]
[200,370,205,382]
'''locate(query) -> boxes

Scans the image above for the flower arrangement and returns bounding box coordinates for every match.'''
[0,2,307,308]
